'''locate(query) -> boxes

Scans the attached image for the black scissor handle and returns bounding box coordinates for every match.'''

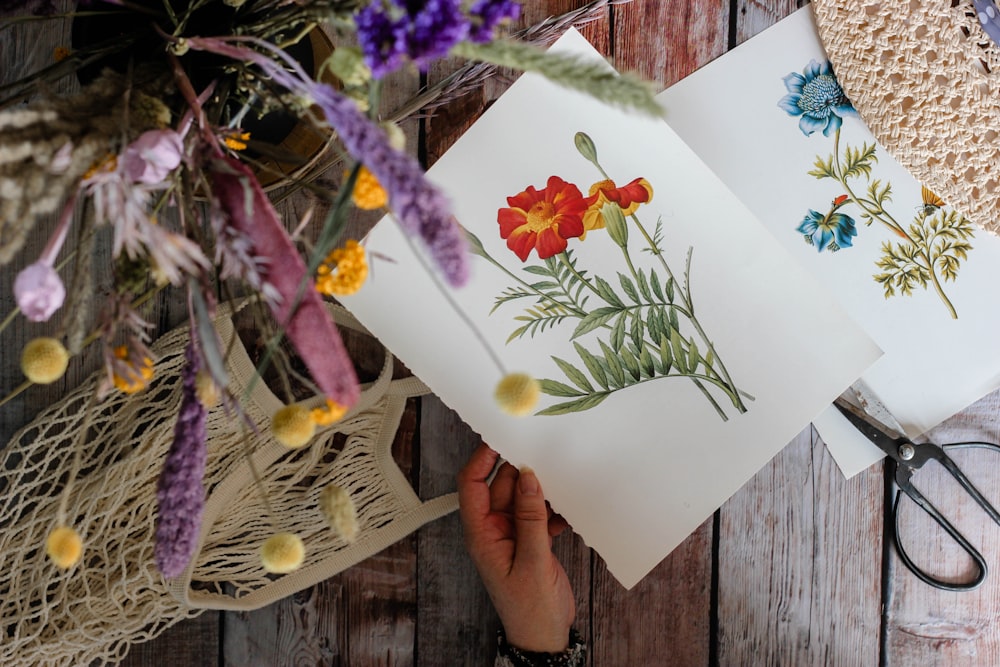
[891,486,987,591]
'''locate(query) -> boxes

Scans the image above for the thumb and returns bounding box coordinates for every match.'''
[513,467,552,567]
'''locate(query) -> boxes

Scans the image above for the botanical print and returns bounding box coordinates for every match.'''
[467,132,752,420]
[780,59,975,319]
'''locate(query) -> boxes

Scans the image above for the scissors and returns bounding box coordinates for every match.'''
[834,397,1000,591]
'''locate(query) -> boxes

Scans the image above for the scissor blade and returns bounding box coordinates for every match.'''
[833,397,904,459]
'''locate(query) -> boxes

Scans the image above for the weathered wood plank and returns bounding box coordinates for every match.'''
[717,428,883,666]
[614,0,729,88]
[884,390,1000,666]
[117,613,221,667]
[591,520,713,667]
[735,0,803,45]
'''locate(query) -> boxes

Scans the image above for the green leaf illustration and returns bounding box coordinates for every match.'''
[572,306,620,339]
[551,356,594,393]
[539,378,587,398]
[594,275,624,307]
[619,273,640,303]
[535,393,610,416]
[574,341,609,391]
[841,142,877,180]
[610,312,626,350]
[650,268,664,301]
[599,339,626,388]
[619,344,641,381]
[808,153,836,179]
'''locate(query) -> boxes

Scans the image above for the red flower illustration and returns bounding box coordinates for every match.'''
[581,177,653,237]
[498,176,588,261]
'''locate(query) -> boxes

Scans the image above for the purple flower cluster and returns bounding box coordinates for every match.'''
[356,0,520,78]
[154,341,208,579]
[468,0,521,42]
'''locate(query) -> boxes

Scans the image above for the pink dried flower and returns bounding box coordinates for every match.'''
[12,193,75,321]
[14,262,65,321]
[121,129,183,184]
[207,155,361,408]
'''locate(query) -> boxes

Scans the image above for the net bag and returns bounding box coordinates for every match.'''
[0,302,457,665]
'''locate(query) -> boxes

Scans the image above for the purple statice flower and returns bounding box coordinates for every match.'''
[468,0,520,42]
[155,340,208,579]
[356,0,470,78]
[185,37,469,286]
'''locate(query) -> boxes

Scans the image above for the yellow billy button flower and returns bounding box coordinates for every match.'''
[349,166,388,210]
[494,373,541,416]
[194,370,220,409]
[53,46,71,62]
[22,337,70,384]
[315,240,368,297]
[260,532,305,574]
[319,484,359,543]
[310,398,347,426]
[271,404,316,448]
[46,525,83,569]
[111,346,154,394]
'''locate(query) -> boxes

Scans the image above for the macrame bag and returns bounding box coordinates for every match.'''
[0,301,457,666]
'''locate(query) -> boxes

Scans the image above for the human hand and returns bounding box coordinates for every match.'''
[457,442,575,653]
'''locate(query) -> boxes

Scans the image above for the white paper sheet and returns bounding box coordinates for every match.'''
[341,29,881,588]
[657,8,1000,477]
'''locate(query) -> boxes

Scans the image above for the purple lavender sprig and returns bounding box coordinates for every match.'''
[154,340,208,579]
[185,36,469,286]
[356,0,470,78]
[468,0,521,42]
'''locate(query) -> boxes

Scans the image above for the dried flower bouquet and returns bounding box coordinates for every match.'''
[0,0,658,580]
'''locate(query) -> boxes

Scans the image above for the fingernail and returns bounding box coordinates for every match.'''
[518,467,539,495]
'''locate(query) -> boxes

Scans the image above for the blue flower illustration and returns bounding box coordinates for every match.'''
[779,60,857,137]
[798,206,857,252]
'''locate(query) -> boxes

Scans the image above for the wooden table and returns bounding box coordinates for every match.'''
[4,1,1000,665]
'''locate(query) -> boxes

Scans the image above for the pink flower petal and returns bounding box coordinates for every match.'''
[207,156,360,408]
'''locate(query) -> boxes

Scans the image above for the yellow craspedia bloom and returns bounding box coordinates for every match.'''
[53,46,71,62]
[310,398,347,426]
[194,369,220,408]
[21,337,69,384]
[494,373,540,416]
[319,484,359,543]
[350,166,388,210]
[111,346,154,394]
[46,525,83,569]
[315,240,368,297]
[260,532,305,574]
[271,404,316,448]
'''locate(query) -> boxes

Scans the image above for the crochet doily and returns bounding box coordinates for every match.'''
[813,0,1000,233]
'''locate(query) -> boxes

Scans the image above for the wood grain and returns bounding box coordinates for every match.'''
[717,428,883,666]
[591,520,712,667]
[883,392,1000,666]
[734,0,804,45]
[614,0,729,88]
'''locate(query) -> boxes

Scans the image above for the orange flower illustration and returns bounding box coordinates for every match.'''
[581,177,653,237]
[498,176,588,261]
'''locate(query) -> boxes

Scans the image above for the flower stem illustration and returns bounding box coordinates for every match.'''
[780,59,974,319]
[468,132,751,420]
